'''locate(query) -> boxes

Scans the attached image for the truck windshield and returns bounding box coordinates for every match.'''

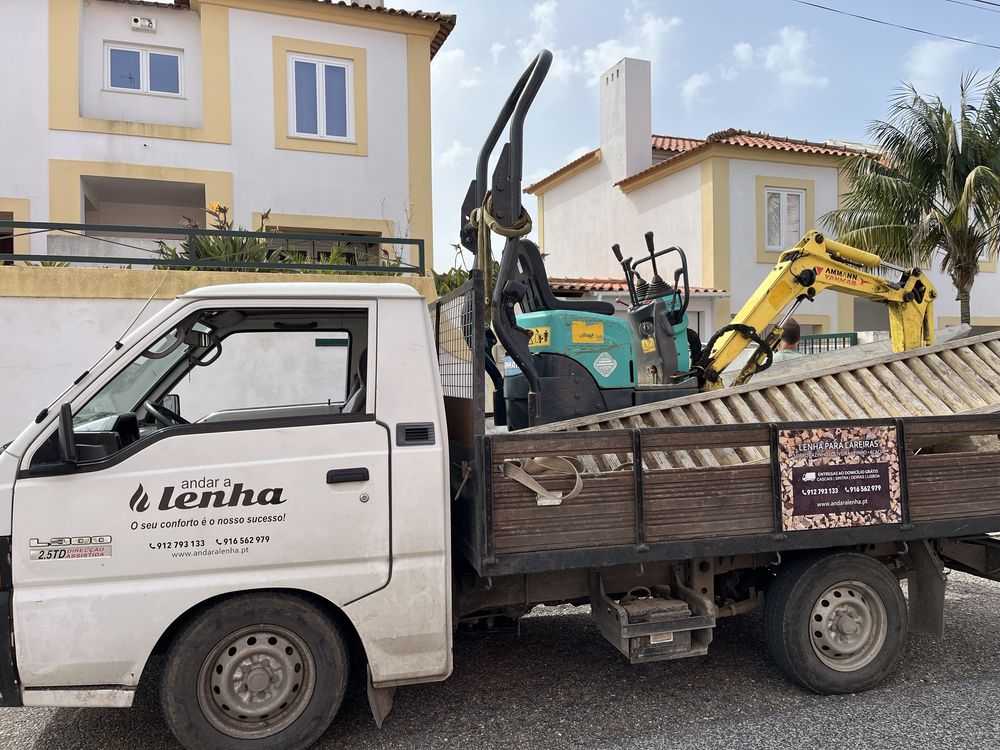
[74,327,195,425]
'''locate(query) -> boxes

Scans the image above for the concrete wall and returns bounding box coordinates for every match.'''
[0,1,417,259]
[0,265,435,442]
[0,1,49,248]
[600,59,652,184]
[0,297,170,442]
[728,158,844,332]
[227,8,410,233]
[921,258,1000,330]
[82,201,204,231]
[80,1,204,128]
[541,160,704,285]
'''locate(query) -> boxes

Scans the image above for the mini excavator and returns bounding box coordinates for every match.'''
[461,49,937,430]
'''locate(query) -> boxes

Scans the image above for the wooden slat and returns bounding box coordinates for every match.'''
[486,332,1000,558]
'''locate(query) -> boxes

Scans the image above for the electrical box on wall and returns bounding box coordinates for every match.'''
[131,16,157,32]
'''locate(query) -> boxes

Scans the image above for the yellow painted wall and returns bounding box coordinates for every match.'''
[0,265,436,301]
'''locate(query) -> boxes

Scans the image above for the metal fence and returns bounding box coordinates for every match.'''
[797,332,859,354]
[0,220,425,275]
[429,271,485,441]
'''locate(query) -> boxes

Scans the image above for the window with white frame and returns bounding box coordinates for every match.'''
[106,43,182,96]
[288,53,354,141]
[764,187,805,251]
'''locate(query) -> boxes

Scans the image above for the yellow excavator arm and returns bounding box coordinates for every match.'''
[699,230,936,389]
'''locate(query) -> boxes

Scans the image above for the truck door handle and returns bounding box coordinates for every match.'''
[326,467,369,484]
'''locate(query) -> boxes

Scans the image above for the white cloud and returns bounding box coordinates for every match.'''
[760,27,828,89]
[902,39,965,98]
[515,0,681,86]
[579,10,681,85]
[438,139,473,169]
[564,145,593,162]
[681,72,711,106]
[714,28,827,90]
[490,42,506,65]
[720,42,754,81]
[431,48,482,91]
[524,166,554,187]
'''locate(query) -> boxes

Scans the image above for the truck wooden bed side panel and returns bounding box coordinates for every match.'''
[468,415,1000,576]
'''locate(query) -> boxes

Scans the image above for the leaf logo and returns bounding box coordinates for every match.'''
[130,484,150,513]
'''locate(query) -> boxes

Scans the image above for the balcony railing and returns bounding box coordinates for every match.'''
[0,220,426,275]
[797,332,859,354]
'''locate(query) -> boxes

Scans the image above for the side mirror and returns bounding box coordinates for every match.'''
[57,403,78,465]
[162,393,181,415]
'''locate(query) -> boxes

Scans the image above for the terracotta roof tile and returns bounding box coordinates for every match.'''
[651,134,704,153]
[548,277,725,294]
[704,129,863,157]
[619,130,866,189]
[295,1,456,57]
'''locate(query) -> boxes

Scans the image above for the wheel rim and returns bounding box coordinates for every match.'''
[809,579,888,672]
[197,624,317,739]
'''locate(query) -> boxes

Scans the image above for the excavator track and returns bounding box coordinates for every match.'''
[523,330,1000,470]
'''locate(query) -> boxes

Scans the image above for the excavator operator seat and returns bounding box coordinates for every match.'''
[508,238,615,316]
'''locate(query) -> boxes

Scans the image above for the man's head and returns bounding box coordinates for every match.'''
[780,318,801,349]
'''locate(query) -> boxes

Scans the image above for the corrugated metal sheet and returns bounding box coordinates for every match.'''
[528,330,1000,471]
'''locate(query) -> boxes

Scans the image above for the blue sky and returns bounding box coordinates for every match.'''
[428,0,1000,271]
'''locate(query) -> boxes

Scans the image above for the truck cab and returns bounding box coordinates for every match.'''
[0,282,452,747]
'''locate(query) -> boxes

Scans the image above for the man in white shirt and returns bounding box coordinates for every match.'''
[771,318,806,363]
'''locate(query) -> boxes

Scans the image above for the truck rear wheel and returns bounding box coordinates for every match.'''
[161,593,348,750]
[764,552,907,694]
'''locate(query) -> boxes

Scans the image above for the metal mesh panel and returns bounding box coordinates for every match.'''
[432,277,480,399]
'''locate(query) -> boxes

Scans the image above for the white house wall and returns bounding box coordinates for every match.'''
[1,1,50,249]
[0,297,170,442]
[228,9,410,234]
[80,2,204,128]
[0,2,412,251]
[728,158,842,331]
[920,258,1000,328]
[541,160,703,285]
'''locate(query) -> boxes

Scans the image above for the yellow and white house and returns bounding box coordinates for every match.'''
[0,0,452,439]
[527,58,997,338]
[0,0,454,269]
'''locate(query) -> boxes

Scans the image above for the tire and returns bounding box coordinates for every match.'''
[161,593,349,750]
[764,552,907,695]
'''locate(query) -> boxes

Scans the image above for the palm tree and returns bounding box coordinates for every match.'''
[823,71,1000,324]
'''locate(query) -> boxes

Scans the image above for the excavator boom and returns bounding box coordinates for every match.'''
[699,230,936,388]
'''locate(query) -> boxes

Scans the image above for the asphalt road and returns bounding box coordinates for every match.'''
[3,572,1000,750]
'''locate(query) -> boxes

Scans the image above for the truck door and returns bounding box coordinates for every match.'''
[9,301,391,688]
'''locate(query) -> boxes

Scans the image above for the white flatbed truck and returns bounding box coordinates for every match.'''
[5,50,1000,750]
[1,276,1000,750]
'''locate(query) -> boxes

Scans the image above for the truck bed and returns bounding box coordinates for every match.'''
[469,414,1000,575]
[430,275,1000,577]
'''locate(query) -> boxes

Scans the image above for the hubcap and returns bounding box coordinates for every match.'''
[198,625,317,739]
[809,580,888,672]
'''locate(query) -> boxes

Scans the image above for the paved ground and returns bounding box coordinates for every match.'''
[3,572,1000,749]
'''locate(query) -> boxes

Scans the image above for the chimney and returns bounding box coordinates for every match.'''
[600,58,652,183]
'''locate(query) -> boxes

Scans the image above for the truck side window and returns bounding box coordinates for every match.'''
[29,307,369,470]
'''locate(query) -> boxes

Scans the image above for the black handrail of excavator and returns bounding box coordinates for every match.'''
[459,50,552,421]
[461,49,552,252]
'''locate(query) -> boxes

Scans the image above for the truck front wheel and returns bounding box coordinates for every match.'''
[161,593,349,750]
[764,552,907,694]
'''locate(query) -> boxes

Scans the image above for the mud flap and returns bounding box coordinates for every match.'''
[905,539,946,638]
[367,666,396,729]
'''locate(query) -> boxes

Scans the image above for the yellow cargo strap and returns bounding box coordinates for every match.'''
[500,456,583,506]
[470,190,532,320]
